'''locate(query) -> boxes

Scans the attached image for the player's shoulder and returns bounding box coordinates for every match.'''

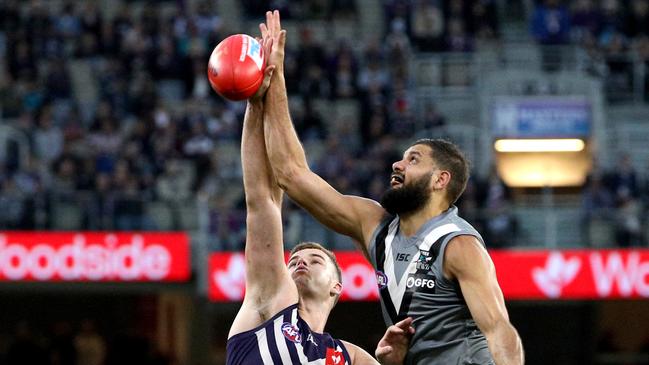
[443,235,491,278]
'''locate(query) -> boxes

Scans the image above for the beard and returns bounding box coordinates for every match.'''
[380,172,433,215]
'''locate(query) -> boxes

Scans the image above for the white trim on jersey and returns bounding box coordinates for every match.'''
[291,308,326,365]
[383,218,401,311]
[273,317,294,365]
[386,222,461,311]
[255,327,274,365]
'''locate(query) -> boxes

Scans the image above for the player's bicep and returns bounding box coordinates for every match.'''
[244,202,294,298]
[445,237,509,335]
[283,169,385,247]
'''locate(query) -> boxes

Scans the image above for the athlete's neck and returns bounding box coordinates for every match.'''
[399,199,450,237]
[297,296,331,333]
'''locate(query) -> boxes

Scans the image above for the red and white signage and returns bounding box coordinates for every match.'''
[209,249,649,301]
[0,232,190,282]
[208,251,380,302]
[492,249,649,299]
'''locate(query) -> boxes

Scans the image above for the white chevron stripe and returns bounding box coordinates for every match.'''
[382,218,401,312]
[255,328,273,365]
[386,223,460,311]
[273,317,293,365]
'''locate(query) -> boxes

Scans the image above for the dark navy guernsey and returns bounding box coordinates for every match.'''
[226,304,352,365]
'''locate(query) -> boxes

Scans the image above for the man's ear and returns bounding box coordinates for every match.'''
[433,170,452,190]
[331,281,342,297]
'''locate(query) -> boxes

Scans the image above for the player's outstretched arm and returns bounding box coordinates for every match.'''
[261,10,385,255]
[444,236,524,365]
[229,36,298,338]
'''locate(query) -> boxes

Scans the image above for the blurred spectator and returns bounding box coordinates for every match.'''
[74,319,106,365]
[481,166,517,247]
[421,102,447,131]
[411,0,445,51]
[531,0,571,69]
[0,177,26,229]
[570,0,602,43]
[49,321,76,365]
[614,188,642,247]
[531,0,572,45]
[624,0,649,38]
[471,0,499,40]
[328,41,359,99]
[445,17,475,52]
[581,173,615,244]
[598,0,624,44]
[609,154,639,198]
[6,321,48,365]
[294,99,327,140]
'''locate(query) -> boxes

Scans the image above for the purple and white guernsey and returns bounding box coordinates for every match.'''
[226,304,352,365]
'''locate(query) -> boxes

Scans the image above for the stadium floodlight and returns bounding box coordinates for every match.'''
[494,139,585,153]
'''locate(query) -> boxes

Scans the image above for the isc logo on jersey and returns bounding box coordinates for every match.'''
[406,273,436,293]
[281,322,302,343]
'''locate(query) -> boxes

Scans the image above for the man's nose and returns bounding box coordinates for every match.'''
[392,160,405,172]
[295,256,307,266]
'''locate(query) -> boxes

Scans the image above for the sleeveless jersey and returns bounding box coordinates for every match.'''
[368,206,494,365]
[226,304,353,365]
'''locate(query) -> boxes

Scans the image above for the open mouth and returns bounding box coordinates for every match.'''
[391,174,404,187]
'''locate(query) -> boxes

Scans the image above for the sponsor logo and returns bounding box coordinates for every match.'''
[0,234,181,281]
[590,252,649,297]
[395,253,410,261]
[306,333,318,346]
[281,322,302,343]
[326,347,345,365]
[406,273,436,293]
[244,35,264,71]
[375,270,388,290]
[213,253,246,300]
[416,250,432,272]
[532,252,581,298]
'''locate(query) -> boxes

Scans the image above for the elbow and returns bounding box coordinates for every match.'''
[273,163,307,191]
[245,194,277,213]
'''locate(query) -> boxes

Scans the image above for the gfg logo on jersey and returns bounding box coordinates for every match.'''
[281,322,302,343]
[375,270,388,290]
[406,273,436,293]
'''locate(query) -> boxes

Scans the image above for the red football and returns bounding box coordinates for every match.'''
[207,34,266,101]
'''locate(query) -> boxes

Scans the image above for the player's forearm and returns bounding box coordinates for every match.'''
[487,321,524,365]
[263,70,310,189]
[242,100,280,208]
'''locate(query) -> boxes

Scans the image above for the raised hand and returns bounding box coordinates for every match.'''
[249,35,275,102]
[260,10,286,73]
[375,317,415,365]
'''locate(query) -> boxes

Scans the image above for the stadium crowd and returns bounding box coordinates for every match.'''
[0,0,647,252]
[531,0,649,96]
[1,1,649,364]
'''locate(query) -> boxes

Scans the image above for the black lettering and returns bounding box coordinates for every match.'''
[396,253,411,261]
